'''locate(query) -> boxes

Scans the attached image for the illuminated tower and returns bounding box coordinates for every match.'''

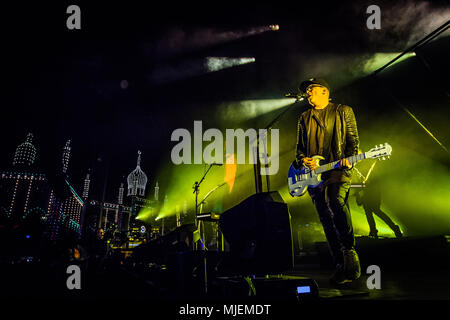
[154,181,159,201]
[82,172,90,200]
[127,151,148,197]
[62,190,83,225]
[62,139,71,174]
[118,183,124,205]
[13,133,36,167]
[61,140,83,226]
[1,133,81,237]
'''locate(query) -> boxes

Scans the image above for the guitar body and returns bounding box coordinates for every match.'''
[287,142,393,197]
[288,155,324,197]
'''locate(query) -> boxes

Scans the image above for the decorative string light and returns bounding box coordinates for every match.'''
[118,183,124,205]
[23,179,33,214]
[83,173,90,199]
[127,150,148,197]
[2,133,82,237]
[13,133,37,167]
[8,177,20,216]
[62,140,71,174]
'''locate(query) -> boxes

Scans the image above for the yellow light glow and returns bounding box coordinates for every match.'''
[225,153,237,193]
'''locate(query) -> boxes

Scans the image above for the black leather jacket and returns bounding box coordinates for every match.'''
[296,102,359,164]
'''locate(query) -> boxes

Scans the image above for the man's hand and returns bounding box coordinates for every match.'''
[302,157,319,170]
[340,158,352,169]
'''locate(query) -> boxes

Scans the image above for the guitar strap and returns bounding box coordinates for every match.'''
[322,103,338,162]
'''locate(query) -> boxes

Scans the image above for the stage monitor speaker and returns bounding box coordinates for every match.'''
[219,191,294,275]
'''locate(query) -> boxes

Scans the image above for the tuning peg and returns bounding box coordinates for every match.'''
[382,157,386,160]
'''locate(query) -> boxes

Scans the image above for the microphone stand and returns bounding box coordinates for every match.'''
[253,96,304,193]
[192,163,218,294]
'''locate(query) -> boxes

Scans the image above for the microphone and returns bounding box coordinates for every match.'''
[208,163,223,166]
[285,92,308,101]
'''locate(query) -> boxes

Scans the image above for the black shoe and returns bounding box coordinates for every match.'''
[343,249,361,280]
[393,225,403,238]
[329,265,352,285]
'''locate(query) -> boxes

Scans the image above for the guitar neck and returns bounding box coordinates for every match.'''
[315,153,366,174]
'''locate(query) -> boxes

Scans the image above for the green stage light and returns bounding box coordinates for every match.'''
[364,52,416,74]
[217,98,296,123]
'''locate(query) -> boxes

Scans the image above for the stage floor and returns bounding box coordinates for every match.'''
[286,265,450,300]
[289,235,450,300]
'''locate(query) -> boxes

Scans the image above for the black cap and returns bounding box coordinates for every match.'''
[299,78,330,93]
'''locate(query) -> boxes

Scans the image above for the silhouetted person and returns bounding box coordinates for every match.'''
[355,180,402,239]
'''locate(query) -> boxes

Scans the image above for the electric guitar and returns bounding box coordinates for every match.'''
[288,143,392,197]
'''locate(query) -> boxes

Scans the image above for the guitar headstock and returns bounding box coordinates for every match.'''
[366,143,392,160]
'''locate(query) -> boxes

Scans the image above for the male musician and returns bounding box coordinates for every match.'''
[293,78,361,284]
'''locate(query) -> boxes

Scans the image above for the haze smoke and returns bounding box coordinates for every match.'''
[363,1,450,49]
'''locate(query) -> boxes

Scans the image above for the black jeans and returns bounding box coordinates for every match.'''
[308,181,355,267]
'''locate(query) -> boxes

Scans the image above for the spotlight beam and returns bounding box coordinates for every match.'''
[205,57,256,73]
[218,98,297,123]
[403,107,449,154]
